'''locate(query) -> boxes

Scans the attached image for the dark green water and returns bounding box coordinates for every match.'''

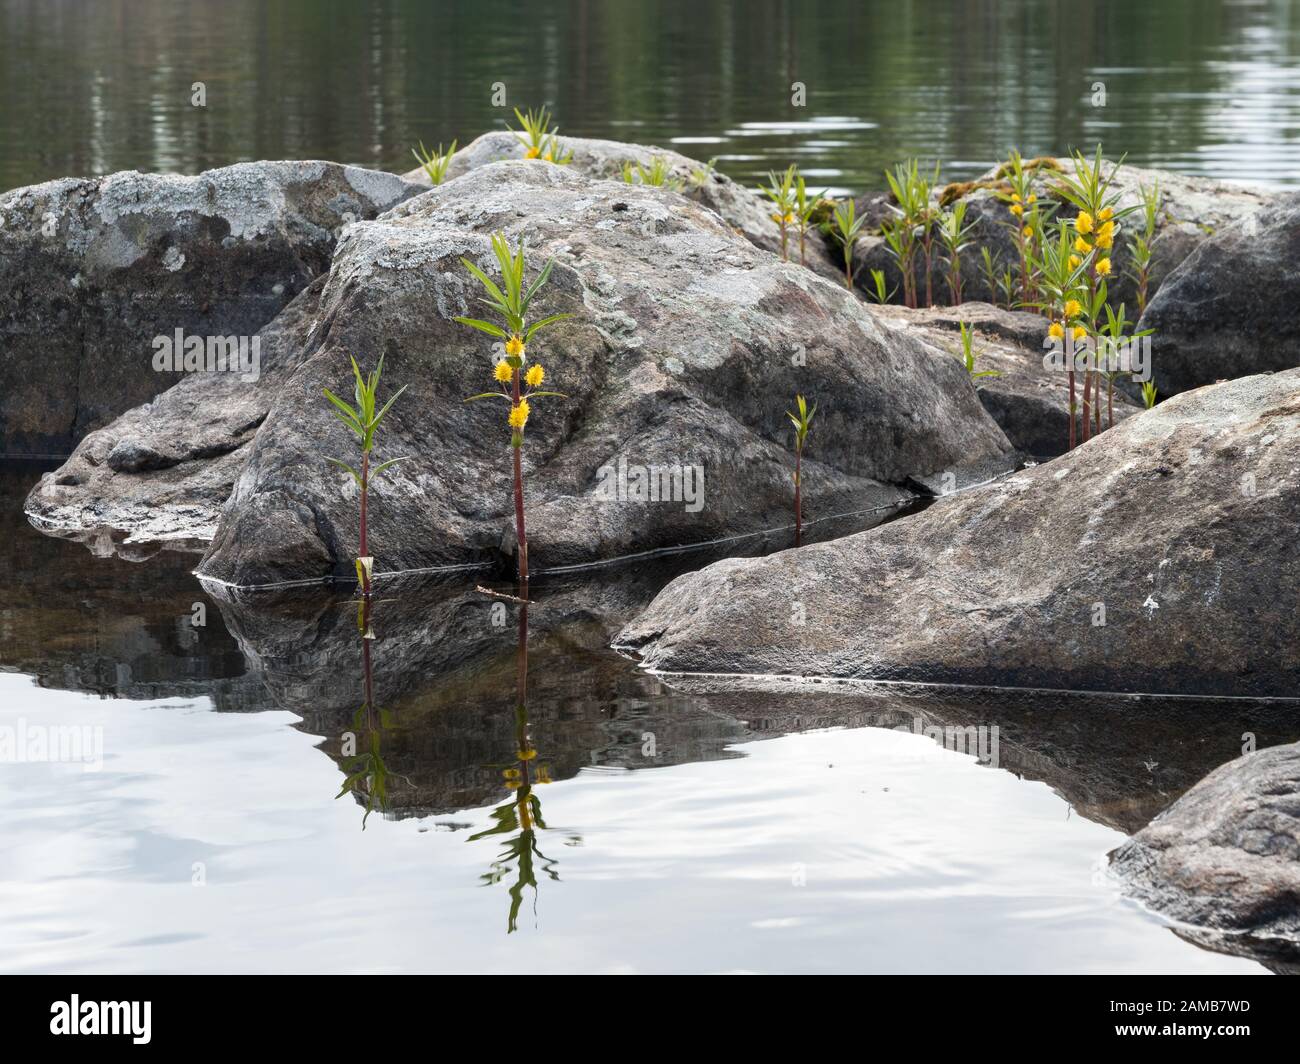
[4,0,1300,194]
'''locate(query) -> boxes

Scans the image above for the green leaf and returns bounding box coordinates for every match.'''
[524,313,572,341]
[453,317,507,338]
[372,456,410,476]
[324,389,364,434]
[326,457,362,486]
[522,256,557,310]
[371,384,409,431]
[464,392,512,402]
[460,256,509,309]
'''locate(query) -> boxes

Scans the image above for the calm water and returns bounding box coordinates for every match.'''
[4,0,1300,195]
[1,463,1294,973]
[4,3,1298,973]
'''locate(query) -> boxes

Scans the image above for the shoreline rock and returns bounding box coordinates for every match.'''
[0,161,423,457]
[616,369,1300,698]
[1136,192,1300,398]
[48,160,1009,587]
[1110,742,1300,962]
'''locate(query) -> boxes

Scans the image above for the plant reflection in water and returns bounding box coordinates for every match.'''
[469,590,570,934]
[336,591,410,827]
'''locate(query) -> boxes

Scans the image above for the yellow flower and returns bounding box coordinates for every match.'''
[1098,207,1113,221]
[508,399,530,429]
[524,146,540,160]
[1068,254,1082,269]
[1075,211,1094,235]
[1073,325,1088,342]
[1022,225,1034,238]
[1027,193,1037,204]
[1009,203,1024,217]
[1095,220,1115,249]
[1095,257,1112,276]
[493,360,513,383]
[542,153,553,163]
[1011,193,1022,203]
[505,335,525,358]
[517,748,537,761]
[1074,236,1092,254]
[1048,321,1065,340]
[525,364,545,388]
[1064,298,1082,318]
[1096,232,1113,250]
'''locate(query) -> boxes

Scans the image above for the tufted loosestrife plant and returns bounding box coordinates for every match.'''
[786,394,816,547]
[323,356,408,595]
[760,165,798,261]
[456,233,571,588]
[412,139,457,184]
[828,199,867,289]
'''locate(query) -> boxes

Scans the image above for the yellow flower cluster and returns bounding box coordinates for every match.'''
[525,364,545,388]
[509,399,530,430]
[494,360,512,383]
[505,335,525,358]
[1008,192,1037,218]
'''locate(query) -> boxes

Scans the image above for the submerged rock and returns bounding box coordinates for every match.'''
[853,158,1273,313]
[0,161,423,456]
[616,369,1300,698]
[164,161,1011,587]
[1137,193,1300,398]
[405,129,844,281]
[1110,742,1300,961]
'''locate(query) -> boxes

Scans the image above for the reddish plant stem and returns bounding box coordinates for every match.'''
[359,450,371,594]
[1068,369,1077,451]
[794,443,803,547]
[512,367,529,587]
[1082,368,1092,445]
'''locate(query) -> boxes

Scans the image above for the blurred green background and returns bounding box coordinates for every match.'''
[3,0,1299,193]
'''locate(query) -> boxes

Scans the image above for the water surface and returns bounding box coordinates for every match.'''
[0,463,1292,973]
[4,0,1300,194]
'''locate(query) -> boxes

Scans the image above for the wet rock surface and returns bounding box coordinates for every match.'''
[1110,742,1300,963]
[0,161,423,456]
[617,369,1300,698]
[24,280,324,549]
[1137,192,1300,398]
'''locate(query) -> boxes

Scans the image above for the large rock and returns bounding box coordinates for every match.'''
[0,161,423,456]
[36,161,1012,586]
[190,161,1012,587]
[1110,743,1300,961]
[869,302,1141,458]
[24,280,324,549]
[405,130,844,281]
[854,158,1274,312]
[616,368,1300,698]
[1137,193,1300,398]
